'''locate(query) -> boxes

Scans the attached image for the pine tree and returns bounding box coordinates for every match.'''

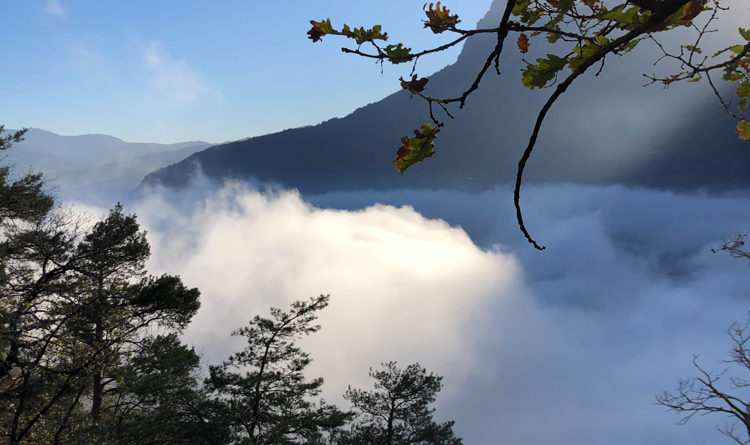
[207,294,348,444]
[340,362,461,445]
[62,204,201,436]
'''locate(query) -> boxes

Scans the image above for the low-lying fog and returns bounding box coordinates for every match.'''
[70,179,750,444]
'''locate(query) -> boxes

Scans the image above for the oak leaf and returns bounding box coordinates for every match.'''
[394,124,440,173]
[308,19,335,42]
[517,33,530,54]
[680,0,704,23]
[423,2,461,34]
[341,24,388,45]
[385,43,413,64]
[522,54,568,88]
[400,75,429,93]
[737,121,750,141]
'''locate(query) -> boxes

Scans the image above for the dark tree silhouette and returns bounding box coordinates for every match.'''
[658,238,750,445]
[207,295,348,444]
[340,361,461,445]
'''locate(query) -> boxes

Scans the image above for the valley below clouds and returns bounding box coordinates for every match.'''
[74,179,750,445]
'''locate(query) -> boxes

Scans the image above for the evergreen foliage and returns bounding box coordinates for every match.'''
[341,362,461,445]
[207,295,349,444]
[0,125,461,443]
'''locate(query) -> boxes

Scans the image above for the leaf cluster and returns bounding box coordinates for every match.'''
[308,19,388,46]
[423,2,461,34]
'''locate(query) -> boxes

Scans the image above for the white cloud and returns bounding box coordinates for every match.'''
[136,183,521,396]
[142,40,222,108]
[68,46,107,74]
[76,180,750,444]
[44,0,66,18]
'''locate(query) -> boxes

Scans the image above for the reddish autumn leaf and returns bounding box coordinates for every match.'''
[546,0,560,7]
[423,2,461,34]
[396,137,411,159]
[517,33,530,54]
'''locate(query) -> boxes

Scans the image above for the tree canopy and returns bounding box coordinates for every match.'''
[0,125,466,443]
[340,361,461,445]
[206,294,348,444]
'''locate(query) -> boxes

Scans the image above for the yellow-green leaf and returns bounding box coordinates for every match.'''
[341,24,388,45]
[308,19,335,42]
[737,82,750,98]
[394,124,440,173]
[738,121,750,140]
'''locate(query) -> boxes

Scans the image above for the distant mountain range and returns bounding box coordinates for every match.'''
[140,1,750,194]
[4,128,210,195]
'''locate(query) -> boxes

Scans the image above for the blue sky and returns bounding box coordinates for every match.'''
[1,0,494,143]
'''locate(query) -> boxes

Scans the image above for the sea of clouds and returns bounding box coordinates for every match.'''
[67,180,750,445]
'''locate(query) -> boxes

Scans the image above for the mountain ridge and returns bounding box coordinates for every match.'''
[140,1,750,194]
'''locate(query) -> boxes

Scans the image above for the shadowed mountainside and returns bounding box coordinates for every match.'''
[141,2,750,194]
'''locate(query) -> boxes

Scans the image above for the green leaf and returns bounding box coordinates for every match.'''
[557,0,574,14]
[598,4,648,27]
[621,37,644,53]
[568,40,600,71]
[724,71,744,82]
[394,124,440,173]
[738,121,750,141]
[384,43,412,64]
[740,28,750,42]
[512,0,544,25]
[739,98,749,111]
[714,45,736,57]
[522,54,568,89]
[546,31,562,44]
[737,81,750,98]
[512,0,532,17]
[685,44,702,54]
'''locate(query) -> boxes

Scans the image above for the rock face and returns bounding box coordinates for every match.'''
[140,1,750,194]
